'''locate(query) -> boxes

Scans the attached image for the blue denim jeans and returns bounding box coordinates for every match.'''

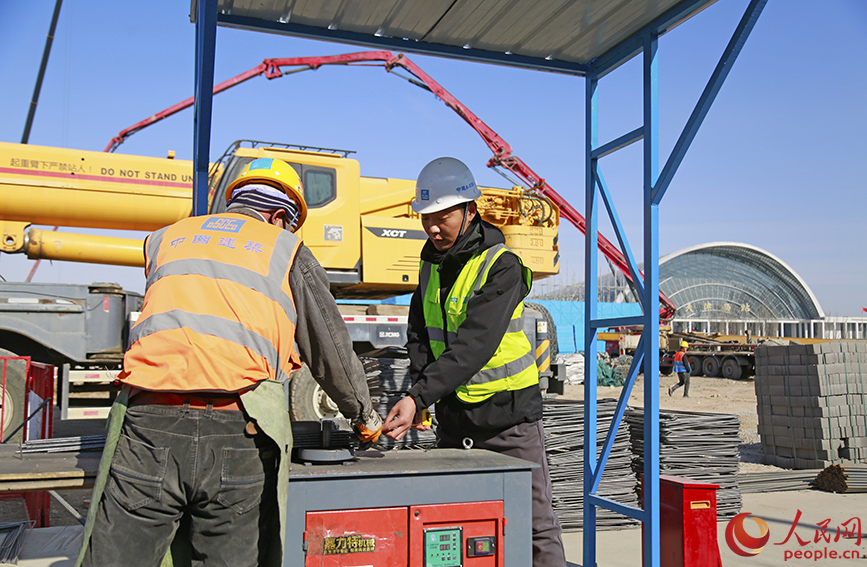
[82,404,279,567]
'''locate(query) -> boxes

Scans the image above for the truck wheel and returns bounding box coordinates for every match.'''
[688,356,703,376]
[659,352,674,376]
[0,348,26,443]
[721,358,742,380]
[702,356,721,378]
[288,363,343,421]
[524,302,558,358]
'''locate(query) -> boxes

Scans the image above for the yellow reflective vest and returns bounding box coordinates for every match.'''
[420,243,538,404]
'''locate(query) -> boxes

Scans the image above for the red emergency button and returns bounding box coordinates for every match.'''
[466,536,495,557]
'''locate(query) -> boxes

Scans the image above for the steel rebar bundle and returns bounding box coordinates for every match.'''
[626,408,742,519]
[543,398,640,531]
[814,464,867,493]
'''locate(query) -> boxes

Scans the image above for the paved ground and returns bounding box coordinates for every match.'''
[15,490,867,566]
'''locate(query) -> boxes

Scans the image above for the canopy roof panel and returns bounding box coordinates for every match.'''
[199,0,718,75]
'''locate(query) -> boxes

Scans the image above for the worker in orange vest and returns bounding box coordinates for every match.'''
[668,340,692,398]
[77,158,381,567]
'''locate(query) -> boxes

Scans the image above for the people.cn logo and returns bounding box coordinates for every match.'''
[725,512,770,557]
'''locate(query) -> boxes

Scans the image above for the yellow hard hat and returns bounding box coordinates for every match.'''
[226,158,307,228]
[680,341,688,348]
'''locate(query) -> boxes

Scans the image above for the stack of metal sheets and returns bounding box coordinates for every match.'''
[543,398,639,531]
[626,408,742,519]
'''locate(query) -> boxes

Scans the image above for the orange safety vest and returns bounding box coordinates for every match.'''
[119,213,303,393]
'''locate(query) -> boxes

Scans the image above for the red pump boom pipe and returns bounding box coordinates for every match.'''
[106,50,677,322]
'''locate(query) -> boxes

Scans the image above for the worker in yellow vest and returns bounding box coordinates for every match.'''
[77,158,381,567]
[382,157,565,567]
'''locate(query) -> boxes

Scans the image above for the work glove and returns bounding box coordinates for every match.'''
[354,408,383,450]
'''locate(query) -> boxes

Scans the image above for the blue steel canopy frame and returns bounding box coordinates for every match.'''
[582,2,766,565]
[190,1,767,565]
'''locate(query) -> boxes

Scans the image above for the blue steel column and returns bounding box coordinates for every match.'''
[582,74,599,567]
[193,0,218,216]
[641,31,661,567]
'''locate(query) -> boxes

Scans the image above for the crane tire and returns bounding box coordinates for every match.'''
[288,363,343,421]
[524,302,558,359]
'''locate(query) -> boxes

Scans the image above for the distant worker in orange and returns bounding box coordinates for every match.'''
[668,340,692,397]
[76,158,381,567]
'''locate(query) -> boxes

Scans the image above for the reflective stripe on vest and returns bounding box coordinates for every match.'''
[673,351,689,373]
[121,214,302,392]
[420,243,538,404]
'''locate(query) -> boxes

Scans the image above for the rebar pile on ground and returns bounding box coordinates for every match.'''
[814,464,867,493]
[361,354,437,451]
[543,398,639,531]
[0,521,32,564]
[626,408,742,519]
[738,470,819,493]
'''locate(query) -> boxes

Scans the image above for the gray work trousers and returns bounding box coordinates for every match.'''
[438,419,566,567]
[671,371,690,396]
[82,404,278,567]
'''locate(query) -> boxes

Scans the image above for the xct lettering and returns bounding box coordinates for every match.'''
[380,229,407,238]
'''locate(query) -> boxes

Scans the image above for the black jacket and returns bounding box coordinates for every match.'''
[405,215,543,435]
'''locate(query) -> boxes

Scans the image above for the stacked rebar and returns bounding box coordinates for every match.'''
[17,435,105,454]
[738,469,819,493]
[543,398,639,531]
[362,354,437,450]
[0,521,31,564]
[626,408,742,519]
[755,341,867,469]
[813,464,867,493]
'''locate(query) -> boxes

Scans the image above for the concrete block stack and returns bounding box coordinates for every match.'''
[755,341,867,469]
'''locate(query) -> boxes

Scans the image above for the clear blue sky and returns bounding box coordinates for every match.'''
[1,0,865,317]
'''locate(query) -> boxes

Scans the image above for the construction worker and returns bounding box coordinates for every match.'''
[76,158,382,567]
[669,340,692,397]
[382,157,566,567]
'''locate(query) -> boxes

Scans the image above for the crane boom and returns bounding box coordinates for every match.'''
[106,50,677,322]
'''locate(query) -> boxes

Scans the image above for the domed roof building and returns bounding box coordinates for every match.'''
[660,242,824,324]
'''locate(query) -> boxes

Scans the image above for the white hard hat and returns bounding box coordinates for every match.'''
[411,157,482,214]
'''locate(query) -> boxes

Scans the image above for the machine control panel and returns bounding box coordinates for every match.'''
[424,527,462,566]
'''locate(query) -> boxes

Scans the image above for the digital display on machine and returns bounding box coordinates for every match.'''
[424,528,462,567]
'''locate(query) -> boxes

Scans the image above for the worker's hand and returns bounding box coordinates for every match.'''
[354,408,382,450]
[383,395,419,441]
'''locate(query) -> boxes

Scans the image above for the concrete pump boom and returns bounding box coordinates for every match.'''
[106,50,677,322]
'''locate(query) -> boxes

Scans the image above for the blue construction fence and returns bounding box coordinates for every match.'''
[368,296,642,354]
[529,300,642,353]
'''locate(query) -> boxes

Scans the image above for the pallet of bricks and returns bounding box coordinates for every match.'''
[754,341,867,469]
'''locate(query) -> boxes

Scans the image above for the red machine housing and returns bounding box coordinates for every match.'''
[304,501,505,566]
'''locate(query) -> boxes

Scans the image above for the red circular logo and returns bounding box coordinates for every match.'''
[725,512,770,557]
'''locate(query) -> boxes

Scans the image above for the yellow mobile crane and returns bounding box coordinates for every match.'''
[0,138,558,429]
[0,50,565,433]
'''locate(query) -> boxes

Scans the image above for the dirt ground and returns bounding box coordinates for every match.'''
[0,372,778,528]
